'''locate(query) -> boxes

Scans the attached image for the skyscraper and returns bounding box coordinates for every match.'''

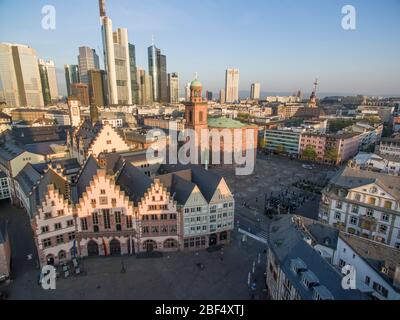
[206,91,213,101]
[219,89,225,104]
[38,59,59,104]
[113,28,132,105]
[250,82,260,100]
[0,43,20,107]
[64,64,80,96]
[137,68,153,105]
[168,73,179,104]
[148,43,168,103]
[225,68,239,103]
[185,82,191,102]
[129,43,139,104]
[71,83,90,107]
[78,46,100,85]
[88,69,107,107]
[7,43,44,107]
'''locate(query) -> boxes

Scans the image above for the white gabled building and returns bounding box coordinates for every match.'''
[319,167,400,249]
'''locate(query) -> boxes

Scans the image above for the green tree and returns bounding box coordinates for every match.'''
[302,145,317,161]
[325,147,339,164]
[276,144,285,155]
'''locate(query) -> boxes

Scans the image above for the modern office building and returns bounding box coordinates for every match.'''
[250,82,260,100]
[71,83,90,107]
[148,44,168,103]
[225,68,239,103]
[137,68,153,105]
[64,64,80,96]
[0,43,43,107]
[38,59,58,104]
[168,73,179,104]
[0,43,20,107]
[264,128,302,155]
[219,89,226,104]
[113,28,132,105]
[78,46,100,85]
[88,69,107,107]
[129,43,139,105]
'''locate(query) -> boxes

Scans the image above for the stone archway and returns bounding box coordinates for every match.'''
[46,254,55,265]
[87,240,99,257]
[109,239,121,256]
[143,240,157,252]
[209,234,218,247]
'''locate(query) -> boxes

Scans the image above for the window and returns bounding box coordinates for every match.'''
[151,226,159,233]
[351,205,359,214]
[91,199,96,206]
[336,201,343,209]
[54,223,62,230]
[100,189,106,195]
[350,217,358,225]
[41,226,49,233]
[142,226,150,234]
[68,232,75,241]
[335,212,341,220]
[103,209,111,229]
[365,276,371,285]
[81,218,88,231]
[56,235,64,244]
[67,220,74,227]
[115,211,121,224]
[354,194,361,202]
[57,210,64,216]
[44,212,52,219]
[373,282,389,298]
[43,238,52,248]
[93,212,99,225]
[379,225,388,234]
[366,208,374,217]
[161,214,168,220]
[151,214,158,221]
[381,214,389,222]
[170,214,177,220]
[384,201,392,209]
[368,197,376,205]
[339,259,346,267]
[126,216,133,229]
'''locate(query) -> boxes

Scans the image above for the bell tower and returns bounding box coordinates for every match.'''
[185,76,208,131]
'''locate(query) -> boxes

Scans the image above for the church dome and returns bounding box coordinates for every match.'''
[190,79,202,89]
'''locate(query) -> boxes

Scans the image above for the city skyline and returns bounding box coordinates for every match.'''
[1,0,400,98]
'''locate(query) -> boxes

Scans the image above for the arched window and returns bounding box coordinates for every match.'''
[164,238,178,248]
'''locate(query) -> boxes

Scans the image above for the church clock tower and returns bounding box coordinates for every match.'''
[185,77,208,132]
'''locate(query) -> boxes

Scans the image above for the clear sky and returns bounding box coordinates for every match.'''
[1,0,399,97]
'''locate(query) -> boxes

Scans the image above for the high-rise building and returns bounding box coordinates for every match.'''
[206,91,213,101]
[88,69,107,107]
[225,68,239,103]
[250,82,260,100]
[168,73,179,104]
[113,28,132,105]
[219,89,226,104]
[38,59,58,104]
[78,46,100,85]
[137,68,153,105]
[185,82,191,102]
[0,43,20,107]
[71,83,90,107]
[129,43,139,104]
[64,65,80,96]
[11,44,44,107]
[148,44,168,103]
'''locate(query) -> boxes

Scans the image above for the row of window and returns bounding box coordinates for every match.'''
[42,232,75,248]
[142,225,177,234]
[335,210,390,222]
[41,219,74,234]
[142,213,176,221]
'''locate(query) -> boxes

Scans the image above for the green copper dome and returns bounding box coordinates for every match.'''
[190,79,202,88]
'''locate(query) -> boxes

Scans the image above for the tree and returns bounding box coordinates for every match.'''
[302,145,317,161]
[325,147,339,164]
[276,144,285,155]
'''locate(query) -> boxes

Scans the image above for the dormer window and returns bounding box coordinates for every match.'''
[370,187,378,194]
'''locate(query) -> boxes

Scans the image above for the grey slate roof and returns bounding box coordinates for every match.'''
[14,163,42,196]
[116,161,152,205]
[301,218,339,250]
[330,167,400,199]
[165,174,196,205]
[0,141,25,166]
[24,141,66,156]
[190,165,223,202]
[74,156,100,201]
[268,215,368,300]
